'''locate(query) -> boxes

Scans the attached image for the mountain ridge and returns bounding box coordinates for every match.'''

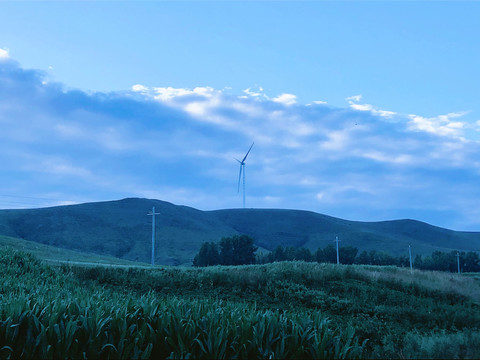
[0,197,479,265]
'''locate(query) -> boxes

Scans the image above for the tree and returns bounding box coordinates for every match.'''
[232,235,258,265]
[340,246,358,265]
[413,254,423,269]
[355,250,371,265]
[294,247,313,262]
[464,251,480,272]
[219,237,234,265]
[284,246,296,261]
[273,246,286,262]
[314,247,325,263]
[193,242,220,267]
[322,244,337,264]
[220,235,257,265]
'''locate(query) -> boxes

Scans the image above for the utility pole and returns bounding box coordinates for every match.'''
[456,251,461,274]
[147,206,160,266]
[335,236,340,265]
[408,244,413,274]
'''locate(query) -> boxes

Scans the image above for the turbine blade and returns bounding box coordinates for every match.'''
[237,164,243,193]
[242,142,254,162]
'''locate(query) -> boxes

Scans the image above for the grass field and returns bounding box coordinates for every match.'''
[1,246,480,358]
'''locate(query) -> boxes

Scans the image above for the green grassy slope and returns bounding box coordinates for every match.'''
[0,235,146,266]
[0,198,479,265]
[211,208,480,255]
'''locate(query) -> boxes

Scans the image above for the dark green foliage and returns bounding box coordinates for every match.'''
[219,236,235,265]
[294,247,313,262]
[356,250,370,265]
[193,242,220,267]
[227,235,257,265]
[316,244,337,263]
[261,244,480,274]
[464,251,480,272]
[415,250,480,273]
[273,245,286,261]
[194,235,257,267]
[338,245,356,264]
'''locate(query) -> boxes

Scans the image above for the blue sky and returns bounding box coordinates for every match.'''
[1,1,480,230]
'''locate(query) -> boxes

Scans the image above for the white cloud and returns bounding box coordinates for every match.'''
[132,84,148,92]
[346,94,396,119]
[272,93,297,106]
[150,86,216,102]
[350,103,373,111]
[192,86,215,97]
[0,48,9,60]
[153,87,197,101]
[360,151,415,165]
[243,86,268,99]
[320,129,352,151]
[346,94,362,103]
[407,112,468,138]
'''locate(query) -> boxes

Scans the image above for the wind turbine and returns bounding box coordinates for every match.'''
[236,142,254,208]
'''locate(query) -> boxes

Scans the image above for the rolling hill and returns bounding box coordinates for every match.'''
[0,198,479,265]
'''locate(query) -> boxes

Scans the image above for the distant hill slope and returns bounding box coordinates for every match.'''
[0,198,238,266]
[211,209,480,256]
[0,234,147,266]
[0,198,479,265]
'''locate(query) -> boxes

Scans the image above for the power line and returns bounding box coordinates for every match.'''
[0,194,69,201]
[0,194,78,209]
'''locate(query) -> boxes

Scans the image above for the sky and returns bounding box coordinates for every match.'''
[1,1,480,231]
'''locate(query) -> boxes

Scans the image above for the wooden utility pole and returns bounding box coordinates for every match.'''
[335,236,340,265]
[147,206,160,266]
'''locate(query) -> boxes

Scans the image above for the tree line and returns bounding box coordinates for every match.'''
[193,235,257,267]
[194,236,480,272]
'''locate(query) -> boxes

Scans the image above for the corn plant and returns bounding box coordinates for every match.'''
[0,248,367,359]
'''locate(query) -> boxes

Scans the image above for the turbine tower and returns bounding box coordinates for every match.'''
[236,142,254,208]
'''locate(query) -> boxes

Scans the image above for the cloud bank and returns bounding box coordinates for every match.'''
[1,58,480,230]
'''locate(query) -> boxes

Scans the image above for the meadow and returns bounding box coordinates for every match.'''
[1,247,480,358]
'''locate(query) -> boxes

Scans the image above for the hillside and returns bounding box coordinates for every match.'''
[212,209,480,256]
[0,234,147,266]
[0,198,237,266]
[0,198,479,265]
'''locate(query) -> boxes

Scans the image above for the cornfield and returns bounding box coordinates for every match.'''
[0,248,364,359]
